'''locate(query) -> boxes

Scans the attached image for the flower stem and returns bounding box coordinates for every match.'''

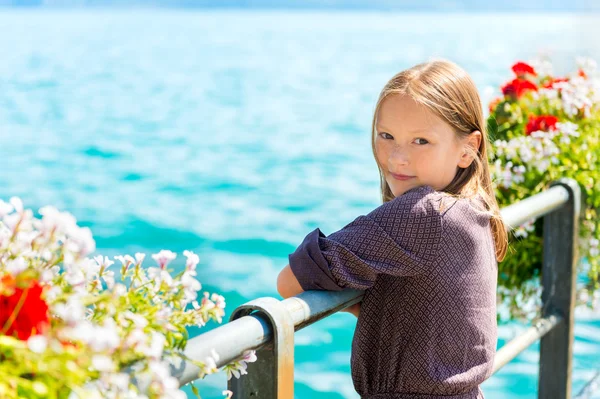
[1,286,30,336]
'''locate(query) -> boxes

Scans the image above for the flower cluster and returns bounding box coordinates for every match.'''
[489,57,600,321]
[492,121,580,187]
[0,197,255,398]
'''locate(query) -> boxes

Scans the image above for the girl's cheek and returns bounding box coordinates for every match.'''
[375,143,388,165]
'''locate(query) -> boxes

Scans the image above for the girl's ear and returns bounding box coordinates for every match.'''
[457,130,482,168]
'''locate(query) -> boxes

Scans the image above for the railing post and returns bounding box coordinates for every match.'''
[227,297,295,398]
[539,178,581,399]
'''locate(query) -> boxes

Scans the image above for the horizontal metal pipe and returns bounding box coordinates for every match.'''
[500,185,569,229]
[171,312,272,386]
[492,314,562,374]
[283,289,363,330]
[173,289,363,387]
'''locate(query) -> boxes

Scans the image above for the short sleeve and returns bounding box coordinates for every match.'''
[288,185,443,291]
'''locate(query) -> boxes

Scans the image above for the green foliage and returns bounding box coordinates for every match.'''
[488,58,600,321]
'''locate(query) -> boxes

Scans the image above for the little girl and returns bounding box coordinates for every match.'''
[277,59,508,399]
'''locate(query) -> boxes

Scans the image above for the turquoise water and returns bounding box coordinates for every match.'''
[1,9,599,398]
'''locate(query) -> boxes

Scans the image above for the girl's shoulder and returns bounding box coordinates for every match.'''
[373,185,441,215]
[366,185,444,233]
[365,185,444,260]
[372,185,491,223]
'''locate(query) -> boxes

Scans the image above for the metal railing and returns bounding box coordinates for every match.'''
[170,178,598,399]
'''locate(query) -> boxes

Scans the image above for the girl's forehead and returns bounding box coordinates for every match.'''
[377,95,448,132]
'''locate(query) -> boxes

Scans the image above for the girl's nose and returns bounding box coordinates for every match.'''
[389,145,410,166]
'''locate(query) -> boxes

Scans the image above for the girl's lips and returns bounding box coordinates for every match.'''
[390,173,415,181]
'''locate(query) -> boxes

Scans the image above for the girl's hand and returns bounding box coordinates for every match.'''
[341,302,361,318]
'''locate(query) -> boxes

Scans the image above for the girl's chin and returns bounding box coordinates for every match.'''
[388,182,416,197]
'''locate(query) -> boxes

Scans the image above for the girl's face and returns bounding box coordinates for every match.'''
[374,94,480,198]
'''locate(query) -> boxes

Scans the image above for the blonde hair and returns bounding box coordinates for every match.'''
[370,59,508,262]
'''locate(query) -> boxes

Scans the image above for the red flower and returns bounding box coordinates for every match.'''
[501,78,538,99]
[578,69,587,79]
[512,62,537,77]
[525,115,558,135]
[0,278,50,340]
[542,77,569,89]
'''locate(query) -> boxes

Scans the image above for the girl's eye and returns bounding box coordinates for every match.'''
[414,138,429,145]
[379,132,394,140]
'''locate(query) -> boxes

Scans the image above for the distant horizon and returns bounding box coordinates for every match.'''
[1,0,599,12]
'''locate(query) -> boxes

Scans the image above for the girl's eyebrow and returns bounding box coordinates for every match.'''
[376,125,437,134]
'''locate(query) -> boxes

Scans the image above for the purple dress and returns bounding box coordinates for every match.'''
[289,185,498,399]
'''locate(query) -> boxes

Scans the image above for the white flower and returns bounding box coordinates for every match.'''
[151,250,177,270]
[94,255,115,270]
[142,361,186,399]
[123,311,148,329]
[183,250,200,271]
[211,293,226,310]
[576,56,597,75]
[147,267,174,291]
[0,197,233,398]
[104,372,131,394]
[134,252,146,265]
[538,87,559,100]
[44,285,63,302]
[9,197,23,214]
[123,328,147,351]
[0,199,14,218]
[226,349,257,380]
[223,390,233,399]
[180,271,201,305]
[5,257,28,275]
[554,77,595,118]
[63,267,86,287]
[67,385,103,399]
[529,57,553,77]
[71,319,121,352]
[102,269,115,290]
[63,226,96,257]
[511,165,526,184]
[242,350,257,363]
[155,307,173,322]
[514,218,536,238]
[53,296,86,323]
[147,332,166,359]
[78,258,101,280]
[3,211,24,233]
[204,348,220,374]
[36,206,77,236]
[226,363,247,380]
[191,301,207,327]
[92,355,116,372]
[113,283,127,297]
[40,265,60,284]
[114,254,135,271]
[27,335,48,354]
[74,227,96,256]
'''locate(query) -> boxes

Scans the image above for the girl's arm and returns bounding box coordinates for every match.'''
[276,264,304,298]
[277,264,361,317]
